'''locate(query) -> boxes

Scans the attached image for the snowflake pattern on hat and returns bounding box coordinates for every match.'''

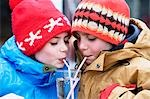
[16,17,70,54]
[24,30,42,46]
[43,18,64,32]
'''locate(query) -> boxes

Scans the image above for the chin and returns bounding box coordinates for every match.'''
[86,60,92,65]
[56,64,64,68]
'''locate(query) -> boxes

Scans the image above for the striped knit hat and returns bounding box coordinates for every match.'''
[10,0,71,56]
[72,0,130,45]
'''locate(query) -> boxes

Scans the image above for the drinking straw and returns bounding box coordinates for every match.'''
[63,57,87,99]
[63,59,74,99]
[66,57,87,99]
[66,78,80,99]
[73,57,87,79]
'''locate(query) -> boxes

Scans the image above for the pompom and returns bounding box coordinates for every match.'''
[9,0,23,10]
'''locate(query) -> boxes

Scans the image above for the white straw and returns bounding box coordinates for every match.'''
[63,57,87,99]
[66,78,80,99]
[63,59,70,71]
[73,57,87,79]
[63,59,74,99]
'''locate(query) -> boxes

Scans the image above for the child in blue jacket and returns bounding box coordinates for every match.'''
[0,0,72,98]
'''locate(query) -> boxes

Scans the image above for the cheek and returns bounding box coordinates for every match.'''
[35,50,54,63]
[90,42,102,53]
[92,40,111,52]
[90,47,101,57]
[35,44,58,63]
[44,48,58,58]
[36,50,58,65]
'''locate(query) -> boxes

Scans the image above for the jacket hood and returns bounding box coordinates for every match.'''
[0,36,44,74]
[85,18,150,72]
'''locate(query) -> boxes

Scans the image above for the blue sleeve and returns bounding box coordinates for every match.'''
[0,58,12,95]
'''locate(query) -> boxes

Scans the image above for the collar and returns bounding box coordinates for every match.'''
[0,36,44,74]
[84,49,140,72]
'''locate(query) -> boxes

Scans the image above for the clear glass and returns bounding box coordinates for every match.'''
[55,70,81,99]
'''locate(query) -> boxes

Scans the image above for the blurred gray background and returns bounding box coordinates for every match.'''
[0,0,150,46]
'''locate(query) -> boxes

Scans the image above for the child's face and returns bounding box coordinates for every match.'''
[75,32,113,65]
[35,32,70,68]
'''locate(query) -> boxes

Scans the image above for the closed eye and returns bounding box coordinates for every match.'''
[87,35,97,41]
[50,42,57,45]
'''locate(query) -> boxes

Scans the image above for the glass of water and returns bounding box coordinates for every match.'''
[55,70,81,99]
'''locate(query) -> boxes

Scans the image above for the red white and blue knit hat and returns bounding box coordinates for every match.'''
[10,0,71,56]
[72,0,130,45]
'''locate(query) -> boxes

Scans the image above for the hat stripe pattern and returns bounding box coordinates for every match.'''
[16,17,69,53]
[72,1,130,45]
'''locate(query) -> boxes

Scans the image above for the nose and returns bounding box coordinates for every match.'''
[60,42,68,52]
[78,39,88,51]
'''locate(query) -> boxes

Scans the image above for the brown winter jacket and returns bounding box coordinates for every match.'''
[77,18,150,99]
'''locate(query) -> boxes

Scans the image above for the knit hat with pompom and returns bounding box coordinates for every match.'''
[72,0,130,45]
[10,0,71,56]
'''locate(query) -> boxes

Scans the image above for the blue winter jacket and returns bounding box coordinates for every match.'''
[0,36,70,99]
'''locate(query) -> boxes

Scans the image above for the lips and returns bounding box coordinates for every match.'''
[83,55,92,59]
[83,55,94,64]
[59,57,66,63]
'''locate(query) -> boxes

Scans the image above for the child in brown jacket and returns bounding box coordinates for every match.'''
[71,0,150,98]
